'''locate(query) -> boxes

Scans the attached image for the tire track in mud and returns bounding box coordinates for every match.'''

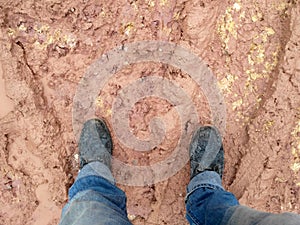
[197,1,299,209]
[227,8,294,198]
[0,33,68,224]
[229,3,300,212]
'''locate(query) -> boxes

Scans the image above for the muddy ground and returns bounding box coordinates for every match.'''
[0,0,300,224]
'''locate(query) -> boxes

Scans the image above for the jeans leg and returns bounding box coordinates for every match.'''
[185,171,239,225]
[59,161,132,225]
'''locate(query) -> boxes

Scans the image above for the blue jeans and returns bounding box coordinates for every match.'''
[59,162,239,225]
[185,172,239,225]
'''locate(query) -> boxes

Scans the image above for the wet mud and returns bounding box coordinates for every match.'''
[0,0,299,224]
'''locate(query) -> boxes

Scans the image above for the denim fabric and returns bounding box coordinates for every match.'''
[225,205,300,225]
[185,171,239,225]
[59,163,300,225]
[76,161,115,184]
[59,161,132,225]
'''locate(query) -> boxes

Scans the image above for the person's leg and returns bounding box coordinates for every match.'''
[59,119,132,225]
[185,126,239,225]
[185,126,300,225]
[185,171,239,225]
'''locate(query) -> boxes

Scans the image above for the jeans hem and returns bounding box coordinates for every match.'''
[186,171,224,201]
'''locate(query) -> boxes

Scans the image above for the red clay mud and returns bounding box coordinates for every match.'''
[0,0,299,224]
